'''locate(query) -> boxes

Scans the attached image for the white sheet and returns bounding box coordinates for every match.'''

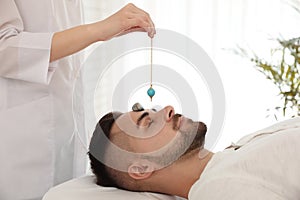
[189,117,300,199]
[42,175,182,200]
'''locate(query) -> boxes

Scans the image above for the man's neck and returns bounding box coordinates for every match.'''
[151,150,214,198]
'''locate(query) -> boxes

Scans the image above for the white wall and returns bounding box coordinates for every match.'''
[82,0,300,151]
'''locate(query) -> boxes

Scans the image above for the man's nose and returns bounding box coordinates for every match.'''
[164,106,175,122]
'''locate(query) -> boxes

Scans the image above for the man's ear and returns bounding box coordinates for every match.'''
[128,160,155,180]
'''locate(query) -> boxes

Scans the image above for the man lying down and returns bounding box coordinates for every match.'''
[88,103,300,200]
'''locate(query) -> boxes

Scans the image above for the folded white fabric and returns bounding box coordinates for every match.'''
[189,117,300,200]
[42,175,181,200]
[233,116,300,147]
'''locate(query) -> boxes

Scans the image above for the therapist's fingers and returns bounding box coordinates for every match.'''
[116,26,148,37]
[130,4,156,33]
[123,12,156,38]
[116,3,155,38]
[127,4,156,37]
[95,3,156,40]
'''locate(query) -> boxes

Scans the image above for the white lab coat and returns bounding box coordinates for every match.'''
[0,0,86,199]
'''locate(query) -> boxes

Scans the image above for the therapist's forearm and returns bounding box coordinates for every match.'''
[50,23,100,62]
[49,3,156,62]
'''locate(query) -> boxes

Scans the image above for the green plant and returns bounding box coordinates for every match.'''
[234,37,300,118]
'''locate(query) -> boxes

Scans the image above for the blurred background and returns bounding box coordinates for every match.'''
[81,0,300,151]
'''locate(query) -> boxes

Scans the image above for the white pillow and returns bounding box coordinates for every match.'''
[42,175,182,200]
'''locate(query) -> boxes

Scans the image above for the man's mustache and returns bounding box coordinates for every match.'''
[172,113,182,130]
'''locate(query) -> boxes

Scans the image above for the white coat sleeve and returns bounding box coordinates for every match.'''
[0,0,56,84]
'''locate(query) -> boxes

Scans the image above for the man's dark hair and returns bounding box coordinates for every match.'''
[88,112,124,188]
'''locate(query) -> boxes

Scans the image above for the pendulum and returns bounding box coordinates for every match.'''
[147,38,155,101]
[147,84,155,101]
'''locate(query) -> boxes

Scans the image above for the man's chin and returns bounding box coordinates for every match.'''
[178,117,195,133]
[183,121,207,154]
[197,121,207,136]
[180,119,207,135]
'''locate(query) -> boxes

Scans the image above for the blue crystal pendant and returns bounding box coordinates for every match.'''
[147,86,155,101]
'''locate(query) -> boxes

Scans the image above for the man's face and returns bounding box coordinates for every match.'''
[110,105,207,166]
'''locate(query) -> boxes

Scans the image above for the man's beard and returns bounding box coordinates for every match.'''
[141,114,207,168]
[178,115,207,157]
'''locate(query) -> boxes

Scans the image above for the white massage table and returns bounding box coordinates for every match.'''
[42,175,184,200]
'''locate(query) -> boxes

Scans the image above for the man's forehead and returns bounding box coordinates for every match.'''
[117,111,137,122]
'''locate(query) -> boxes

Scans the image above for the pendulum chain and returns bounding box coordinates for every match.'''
[150,37,153,88]
[147,38,155,101]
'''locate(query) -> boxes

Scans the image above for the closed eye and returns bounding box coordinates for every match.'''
[147,118,153,127]
[136,110,156,128]
[137,112,149,127]
[141,117,153,128]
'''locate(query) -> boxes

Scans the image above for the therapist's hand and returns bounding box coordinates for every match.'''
[50,3,155,62]
[94,3,156,40]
